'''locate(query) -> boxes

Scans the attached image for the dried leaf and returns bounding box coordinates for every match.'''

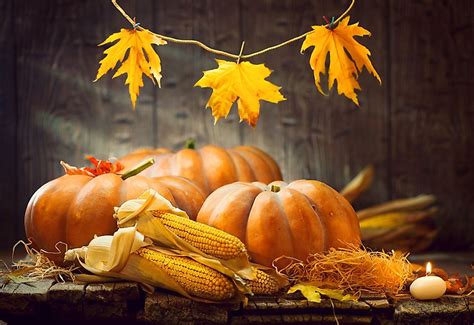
[446,275,470,295]
[195,59,285,127]
[301,16,381,105]
[60,156,124,177]
[95,28,166,108]
[288,283,356,303]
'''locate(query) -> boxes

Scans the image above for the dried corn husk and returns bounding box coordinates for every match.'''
[64,227,244,302]
[113,189,256,281]
[357,195,437,221]
[341,166,439,253]
[340,165,374,203]
[358,199,438,252]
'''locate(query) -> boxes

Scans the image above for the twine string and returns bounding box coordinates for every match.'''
[110,0,355,60]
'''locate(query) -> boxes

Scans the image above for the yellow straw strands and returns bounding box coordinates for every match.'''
[278,246,411,296]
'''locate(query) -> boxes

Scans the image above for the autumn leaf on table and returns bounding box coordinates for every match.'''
[288,283,356,303]
[195,59,285,127]
[95,28,166,108]
[301,16,381,105]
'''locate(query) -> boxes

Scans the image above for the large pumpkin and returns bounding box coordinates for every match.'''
[24,158,205,264]
[196,180,361,267]
[119,142,282,195]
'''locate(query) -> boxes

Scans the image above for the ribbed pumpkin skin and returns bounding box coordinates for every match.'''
[119,145,282,195]
[196,181,361,267]
[24,174,205,264]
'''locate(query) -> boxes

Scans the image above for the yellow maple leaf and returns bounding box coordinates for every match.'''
[95,28,166,108]
[301,16,381,105]
[288,283,357,303]
[195,59,285,127]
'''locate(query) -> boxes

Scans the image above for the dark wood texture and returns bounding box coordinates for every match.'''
[0,0,473,248]
[0,0,17,248]
[0,280,473,324]
[390,0,474,248]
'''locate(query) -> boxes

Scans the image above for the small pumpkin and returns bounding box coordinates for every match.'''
[119,140,282,195]
[197,180,361,267]
[24,157,205,264]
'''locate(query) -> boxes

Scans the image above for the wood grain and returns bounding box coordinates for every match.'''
[14,0,156,240]
[0,0,17,248]
[240,0,389,209]
[390,0,474,248]
[154,0,242,150]
[3,0,474,248]
[2,279,473,324]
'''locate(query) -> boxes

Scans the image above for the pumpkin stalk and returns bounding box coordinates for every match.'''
[270,185,280,193]
[184,138,196,150]
[121,158,155,180]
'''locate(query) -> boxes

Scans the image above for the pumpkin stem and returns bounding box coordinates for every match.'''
[184,138,196,149]
[270,185,280,193]
[121,158,155,180]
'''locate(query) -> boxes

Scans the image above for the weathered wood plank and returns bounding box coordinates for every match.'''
[154,0,242,150]
[14,0,156,241]
[0,279,54,315]
[240,0,389,209]
[0,0,18,248]
[394,296,470,324]
[389,0,474,247]
[0,279,473,323]
[83,282,140,319]
[48,281,86,318]
[141,291,228,324]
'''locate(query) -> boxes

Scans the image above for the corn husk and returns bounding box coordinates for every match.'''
[340,165,374,203]
[64,227,245,303]
[341,165,439,253]
[357,195,437,221]
[113,189,256,281]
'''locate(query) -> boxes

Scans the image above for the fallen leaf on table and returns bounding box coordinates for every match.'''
[195,59,285,127]
[301,16,381,105]
[95,28,166,108]
[446,275,470,295]
[288,283,356,303]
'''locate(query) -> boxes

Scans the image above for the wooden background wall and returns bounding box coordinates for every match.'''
[0,0,473,249]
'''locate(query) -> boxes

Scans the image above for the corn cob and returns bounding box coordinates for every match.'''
[152,211,247,260]
[136,247,235,301]
[245,269,280,295]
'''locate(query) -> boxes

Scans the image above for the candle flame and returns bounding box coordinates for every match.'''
[426,262,432,275]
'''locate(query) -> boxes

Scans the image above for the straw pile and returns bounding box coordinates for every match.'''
[277,246,411,296]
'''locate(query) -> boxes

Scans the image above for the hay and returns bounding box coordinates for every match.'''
[276,245,411,296]
[0,240,78,284]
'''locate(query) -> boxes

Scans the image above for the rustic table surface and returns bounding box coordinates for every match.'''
[0,251,472,324]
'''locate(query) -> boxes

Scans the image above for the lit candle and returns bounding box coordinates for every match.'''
[409,262,447,300]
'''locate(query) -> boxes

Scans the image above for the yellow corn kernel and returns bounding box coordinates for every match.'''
[152,211,247,260]
[246,269,280,295]
[136,247,235,301]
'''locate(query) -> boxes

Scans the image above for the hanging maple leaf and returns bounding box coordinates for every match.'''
[95,28,166,108]
[195,59,285,127]
[301,16,381,105]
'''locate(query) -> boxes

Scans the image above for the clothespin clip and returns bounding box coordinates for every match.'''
[132,17,140,30]
[323,16,336,30]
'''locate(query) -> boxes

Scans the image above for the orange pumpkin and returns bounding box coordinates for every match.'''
[197,180,361,267]
[24,157,205,264]
[119,142,282,195]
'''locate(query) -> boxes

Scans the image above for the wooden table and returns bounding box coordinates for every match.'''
[0,279,473,324]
